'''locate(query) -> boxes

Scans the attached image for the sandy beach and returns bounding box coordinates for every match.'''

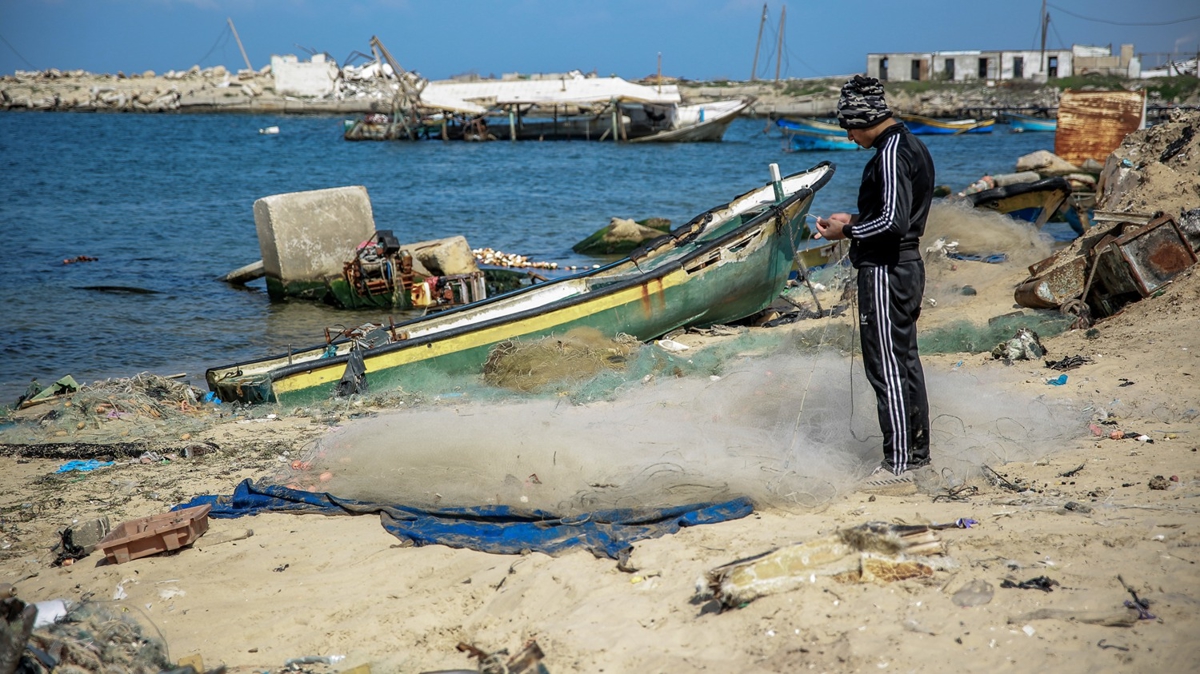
[3,117,1200,673]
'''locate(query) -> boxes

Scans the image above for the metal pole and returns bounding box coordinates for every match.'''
[228,18,253,72]
[509,106,516,141]
[774,5,786,82]
[751,3,767,81]
[1040,0,1047,78]
[611,100,619,144]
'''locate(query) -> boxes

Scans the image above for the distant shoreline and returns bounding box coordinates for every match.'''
[3,67,1195,120]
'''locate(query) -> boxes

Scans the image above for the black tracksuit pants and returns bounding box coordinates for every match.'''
[856,260,931,474]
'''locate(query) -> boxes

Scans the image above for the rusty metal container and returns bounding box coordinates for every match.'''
[1055,90,1146,166]
[1014,255,1088,309]
[1108,216,1197,296]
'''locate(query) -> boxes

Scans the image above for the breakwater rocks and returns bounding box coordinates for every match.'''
[0,65,383,114]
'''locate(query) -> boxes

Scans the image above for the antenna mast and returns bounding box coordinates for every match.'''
[1040,0,1048,77]
[227,18,253,72]
[751,3,767,81]
[774,5,787,82]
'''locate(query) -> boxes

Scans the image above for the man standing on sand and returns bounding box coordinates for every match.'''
[814,75,935,488]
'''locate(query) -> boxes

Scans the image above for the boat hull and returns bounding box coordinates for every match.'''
[1007,114,1057,133]
[899,114,994,135]
[782,128,858,152]
[208,164,835,405]
[966,176,1072,228]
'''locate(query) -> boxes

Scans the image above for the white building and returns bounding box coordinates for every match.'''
[866,44,1138,83]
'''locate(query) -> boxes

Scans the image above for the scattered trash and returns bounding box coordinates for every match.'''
[655,338,690,352]
[1045,355,1090,371]
[97,504,211,565]
[451,639,549,674]
[1097,639,1130,651]
[1008,607,1140,627]
[1045,374,1068,386]
[284,655,345,667]
[1117,575,1156,620]
[952,579,994,607]
[54,516,112,566]
[1058,463,1086,478]
[991,328,1045,362]
[1001,576,1059,592]
[1063,501,1094,514]
[698,522,955,610]
[1148,475,1171,490]
[55,459,115,473]
[32,599,69,628]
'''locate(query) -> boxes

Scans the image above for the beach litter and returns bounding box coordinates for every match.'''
[1001,576,1059,592]
[698,522,957,610]
[951,579,995,607]
[97,504,211,565]
[449,638,549,674]
[54,459,114,473]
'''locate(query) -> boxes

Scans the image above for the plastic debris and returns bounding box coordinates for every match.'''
[55,460,115,473]
[1046,374,1068,386]
[698,522,955,609]
[952,579,994,607]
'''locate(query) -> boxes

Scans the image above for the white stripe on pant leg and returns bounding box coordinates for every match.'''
[871,269,900,470]
[877,267,909,472]
[875,267,908,472]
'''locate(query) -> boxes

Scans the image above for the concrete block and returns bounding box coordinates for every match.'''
[254,186,375,299]
[402,235,480,276]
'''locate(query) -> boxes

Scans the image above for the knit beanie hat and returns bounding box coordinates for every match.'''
[836,75,893,129]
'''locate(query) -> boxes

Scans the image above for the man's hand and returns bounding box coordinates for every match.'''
[814,213,853,241]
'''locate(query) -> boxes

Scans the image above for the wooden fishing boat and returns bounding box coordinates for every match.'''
[628,98,753,143]
[899,114,994,135]
[206,163,836,405]
[776,118,843,134]
[1006,113,1057,133]
[966,176,1072,229]
[775,119,858,152]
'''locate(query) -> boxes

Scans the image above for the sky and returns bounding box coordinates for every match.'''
[1,0,1198,80]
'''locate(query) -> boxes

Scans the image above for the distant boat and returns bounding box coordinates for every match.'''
[259,126,280,135]
[1007,113,1057,133]
[899,114,994,135]
[628,98,754,143]
[776,118,858,152]
[776,118,843,133]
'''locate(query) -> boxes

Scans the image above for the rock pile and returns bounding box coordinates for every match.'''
[0,64,273,112]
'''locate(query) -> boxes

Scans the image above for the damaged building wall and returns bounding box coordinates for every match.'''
[271,54,339,98]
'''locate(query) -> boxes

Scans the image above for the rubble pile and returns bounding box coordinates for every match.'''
[0,64,273,112]
[1097,109,1200,222]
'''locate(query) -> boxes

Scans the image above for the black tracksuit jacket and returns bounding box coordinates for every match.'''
[844,123,935,267]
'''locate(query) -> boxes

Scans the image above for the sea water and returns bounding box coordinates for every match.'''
[0,114,1057,401]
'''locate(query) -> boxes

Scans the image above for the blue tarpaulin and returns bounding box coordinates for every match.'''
[176,479,753,559]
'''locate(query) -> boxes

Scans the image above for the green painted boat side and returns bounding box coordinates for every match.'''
[207,163,835,405]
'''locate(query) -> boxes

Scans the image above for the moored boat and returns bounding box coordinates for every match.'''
[775,119,858,152]
[207,163,836,405]
[1006,113,1057,133]
[965,176,1072,229]
[899,114,994,135]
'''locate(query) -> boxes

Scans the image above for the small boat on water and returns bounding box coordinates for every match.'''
[1006,113,1057,133]
[965,176,1072,229]
[776,118,858,152]
[206,162,836,405]
[899,114,994,135]
[628,98,754,143]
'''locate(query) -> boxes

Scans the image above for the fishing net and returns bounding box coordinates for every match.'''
[17,601,171,674]
[482,328,641,392]
[280,323,1085,514]
[0,373,228,446]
